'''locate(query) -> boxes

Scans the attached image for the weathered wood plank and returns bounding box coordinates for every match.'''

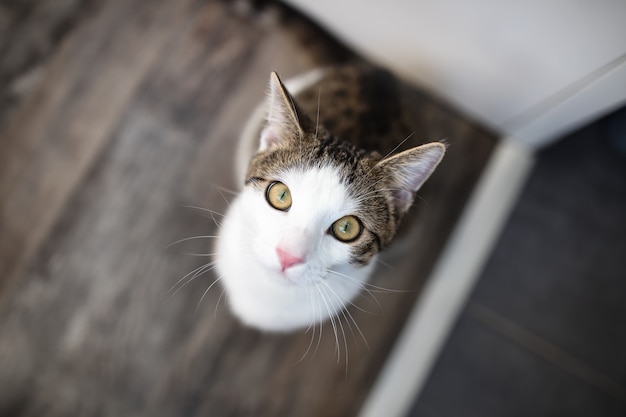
[0,0,194,293]
[0,0,99,130]
[0,1,497,416]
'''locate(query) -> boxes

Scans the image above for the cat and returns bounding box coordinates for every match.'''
[215,64,445,332]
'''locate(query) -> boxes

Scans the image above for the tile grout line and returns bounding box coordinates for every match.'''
[468,301,626,402]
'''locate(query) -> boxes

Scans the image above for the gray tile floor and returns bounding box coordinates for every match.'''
[410,106,626,416]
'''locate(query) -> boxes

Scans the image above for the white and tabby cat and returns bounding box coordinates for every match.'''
[216,65,445,332]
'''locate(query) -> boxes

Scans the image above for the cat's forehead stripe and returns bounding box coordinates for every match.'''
[314,136,368,176]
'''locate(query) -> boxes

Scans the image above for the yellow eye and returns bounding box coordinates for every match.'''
[330,215,362,242]
[266,181,292,211]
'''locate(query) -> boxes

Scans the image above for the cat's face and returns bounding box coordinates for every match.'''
[239,164,372,286]
[241,141,389,288]
[216,71,445,331]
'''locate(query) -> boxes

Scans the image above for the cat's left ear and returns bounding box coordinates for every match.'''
[259,72,307,151]
[376,142,446,214]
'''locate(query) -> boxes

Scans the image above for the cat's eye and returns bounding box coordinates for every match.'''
[330,215,362,243]
[266,181,292,211]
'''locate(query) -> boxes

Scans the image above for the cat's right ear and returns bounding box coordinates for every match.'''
[259,72,304,151]
[376,142,446,214]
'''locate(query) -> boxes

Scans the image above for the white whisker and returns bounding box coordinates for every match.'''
[215,287,226,317]
[180,205,225,228]
[168,262,216,299]
[323,270,378,315]
[180,205,226,217]
[320,280,370,352]
[316,285,340,363]
[196,276,222,315]
[315,85,321,141]
[167,235,219,248]
[182,252,217,257]
[326,270,384,316]
[375,257,394,271]
[168,262,213,295]
[319,284,348,368]
[217,189,233,208]
[378,131,415,162]
[328,269,409,293]
[353,187,405,201]
[211,184,238,196]
[295,287,319,365]
[312,286,324,358]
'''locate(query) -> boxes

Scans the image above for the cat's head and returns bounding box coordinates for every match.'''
[241,72,445,285]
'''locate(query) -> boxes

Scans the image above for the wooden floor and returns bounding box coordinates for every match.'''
[0,1,496,416]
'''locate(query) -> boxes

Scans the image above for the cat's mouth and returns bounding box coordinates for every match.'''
[270,264,308,286]
[259,259,323,288]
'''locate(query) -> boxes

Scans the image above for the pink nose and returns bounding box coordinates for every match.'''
[276,247,305,271]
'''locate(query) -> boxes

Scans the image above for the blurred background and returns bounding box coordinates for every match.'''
[0,0,624,416]
[287,0,626,148]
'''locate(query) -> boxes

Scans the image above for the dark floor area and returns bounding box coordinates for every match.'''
[410,106,626,417]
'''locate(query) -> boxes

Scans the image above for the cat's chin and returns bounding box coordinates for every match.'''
[221,260,336,331]
[219,258,375,332]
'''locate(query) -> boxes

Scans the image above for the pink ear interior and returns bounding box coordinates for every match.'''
[259,126,283,151]
[390,188,414,212]
[377,142,446,213]
[257,71,302,152]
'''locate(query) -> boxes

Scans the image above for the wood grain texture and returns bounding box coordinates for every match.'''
[0,1,497,416]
